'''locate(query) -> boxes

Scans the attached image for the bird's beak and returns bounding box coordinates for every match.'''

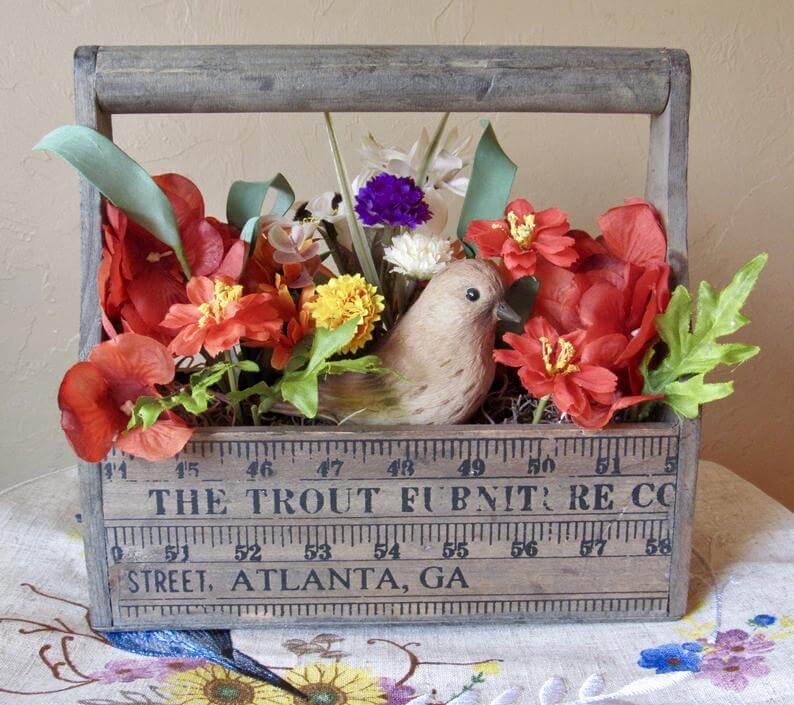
[495,301,522,324]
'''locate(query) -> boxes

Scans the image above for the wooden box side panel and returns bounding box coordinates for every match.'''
[96,422,693,629]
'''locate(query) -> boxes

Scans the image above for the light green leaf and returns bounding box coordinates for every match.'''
[305,319,361,374]
[663,375,734,418]
[646,254,767,394]
[181,387,213,415]
[127,396,169,431]
[34,126,190,277]
[227,380,273,403]
[236,360,260,373]
[693,253,767,340]
[654,286,692,366]
[324,355,390,376]
[643,254,766,417]
[456,120,517,244]
[226,174,295,229]
[280,375,319,418]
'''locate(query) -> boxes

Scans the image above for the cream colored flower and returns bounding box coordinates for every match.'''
[383,232,455,280]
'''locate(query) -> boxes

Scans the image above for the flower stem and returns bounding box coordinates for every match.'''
[250,403,262,426]
[322,112,381,288]
[532,394,550,424]
[416,112,450,188]
[224,351,242,423]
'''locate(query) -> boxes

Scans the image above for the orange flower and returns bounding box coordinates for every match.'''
[58,333,193,462]
[161,276,282,358]
[252,276,316,369]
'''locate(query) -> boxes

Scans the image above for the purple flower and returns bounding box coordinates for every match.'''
[378,677,416,705]
[355,173,431,228]
[89,658,204,684]
[637,642,702,673]
[699,629,775,658]
[696,653,771,692]
[749,614,776,627]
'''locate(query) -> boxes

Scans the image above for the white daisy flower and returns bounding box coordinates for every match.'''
[383,232,455,280]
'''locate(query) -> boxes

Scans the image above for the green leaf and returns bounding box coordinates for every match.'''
[643,254,766,417]
[456,120,517,243]
[227,380,273,403]
[181,387,213,415]
[324,355,391,376]
[226,174,295,229]
[272,318,394,419]
[663,375,734,418]
[126,396,169,431]
[305,319,361,375]
[236,359,260,373]
[280,375,320,418]
[34,125,190,278]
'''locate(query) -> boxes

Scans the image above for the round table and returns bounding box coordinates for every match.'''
[0,461,790,705]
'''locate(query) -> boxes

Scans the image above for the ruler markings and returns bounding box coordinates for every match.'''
[105,432,679,625]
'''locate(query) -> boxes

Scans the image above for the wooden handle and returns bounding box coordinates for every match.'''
[91,45,674,115]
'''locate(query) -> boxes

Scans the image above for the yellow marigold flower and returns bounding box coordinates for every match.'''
[261,661,386,705]
[304,274,385,354]
[164,663,272,705]
[474,660,502,675]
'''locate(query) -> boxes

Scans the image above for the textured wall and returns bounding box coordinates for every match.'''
[0,1,791,507]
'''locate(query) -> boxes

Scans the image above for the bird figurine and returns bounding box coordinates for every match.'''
[300,258,521,425]
[103,629,307,700]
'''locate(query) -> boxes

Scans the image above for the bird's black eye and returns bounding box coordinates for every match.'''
[466,287,480,302]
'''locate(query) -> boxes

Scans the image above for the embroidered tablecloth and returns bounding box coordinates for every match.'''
[0,461,790,705]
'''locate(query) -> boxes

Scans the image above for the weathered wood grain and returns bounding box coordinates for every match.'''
[72,45,698,628]
[92,45,672,115]
[99,421,685,628]
[74,45,114,629]
[644,49,698,618]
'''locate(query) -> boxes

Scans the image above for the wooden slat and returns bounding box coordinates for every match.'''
[99,421,684,628]
[93,45,672,115]
[643,49,697,618]
[74,45,114,630]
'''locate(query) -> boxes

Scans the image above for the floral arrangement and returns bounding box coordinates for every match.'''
[35,114,766,464]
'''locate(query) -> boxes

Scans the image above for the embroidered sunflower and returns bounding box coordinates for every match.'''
[304,274,385,354]
[164,664,272,705]
[263,662,386,705]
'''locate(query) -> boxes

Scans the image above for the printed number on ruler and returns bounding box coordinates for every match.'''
[100,433,680,623]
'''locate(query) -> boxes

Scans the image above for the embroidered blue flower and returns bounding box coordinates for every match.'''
[749,614,776,627]
[354,173,431,228]
[638,642,703,673]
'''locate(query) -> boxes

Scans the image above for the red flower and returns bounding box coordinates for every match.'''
[161,276,283,358]
[495,317,660,429]
[533,200,670,393]
[464,198,577,281]
[58,334,193,462]
[99,174,246,343]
